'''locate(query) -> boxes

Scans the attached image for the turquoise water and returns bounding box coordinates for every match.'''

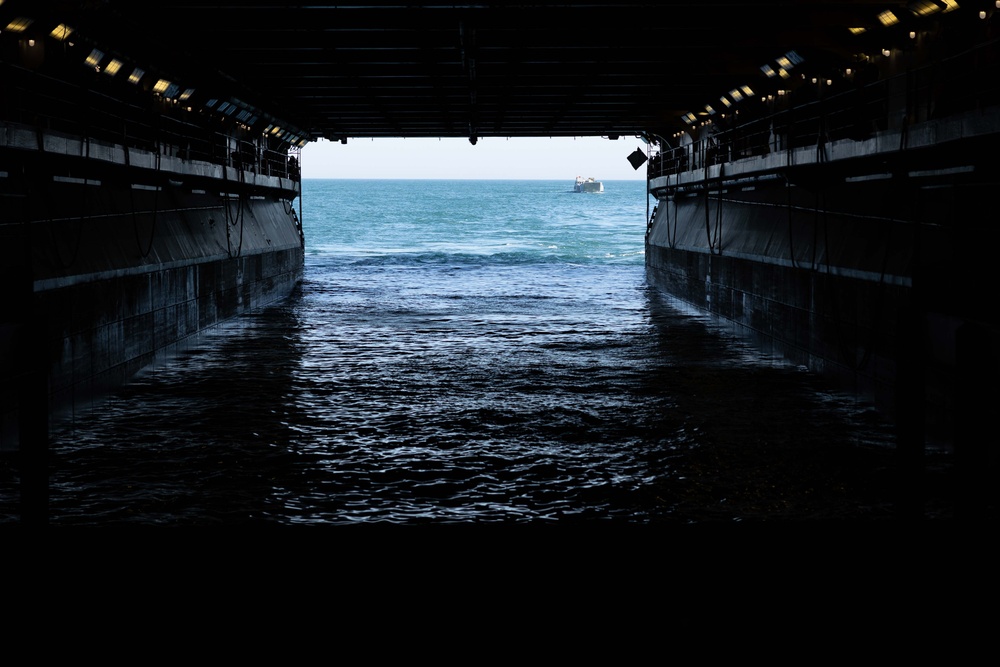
[302,179,650,266]
[6,178,911,525]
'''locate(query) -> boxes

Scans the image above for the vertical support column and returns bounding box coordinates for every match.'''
[15,275,49,525]
[2,182,50,524]
[894,296,925,521]
[955,322,994,522]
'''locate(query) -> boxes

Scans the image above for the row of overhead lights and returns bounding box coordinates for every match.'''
[674,49,803,137]
[673,0,995,138]
[0,6,309,148]
[853,0,1000,31]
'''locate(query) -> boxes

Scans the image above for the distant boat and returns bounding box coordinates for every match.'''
[574,176,604,193]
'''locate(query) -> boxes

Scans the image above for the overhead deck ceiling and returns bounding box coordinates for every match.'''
[3,1,974,143]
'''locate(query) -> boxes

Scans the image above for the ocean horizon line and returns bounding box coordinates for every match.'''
[299,177,646,182]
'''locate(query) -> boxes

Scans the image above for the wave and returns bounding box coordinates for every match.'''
[307,248,642,268]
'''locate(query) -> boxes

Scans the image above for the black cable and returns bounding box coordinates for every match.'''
[812,188,821,272]
[236,161,246,257]
[669,198,677,249]
[713,184,723,255]
[223,157,246,258]
[43,123,86,270]
[704,158,716,253]
[127,142,159,259]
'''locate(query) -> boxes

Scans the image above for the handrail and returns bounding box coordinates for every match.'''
[1,61,301,184]
[647,37,1000,181]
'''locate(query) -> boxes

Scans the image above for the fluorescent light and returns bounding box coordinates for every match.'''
[5,17,33,32]
[128,67,144,84]
[50,24,73,40]
[84,49,104,67]
[775,50,804,72]
[907,1,941,16]
[153,78,171,94]
[877,10,899,26]
[103,59,122,76]
[849,27,867,35]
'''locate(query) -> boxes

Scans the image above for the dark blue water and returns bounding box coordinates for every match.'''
[3,179,932,525]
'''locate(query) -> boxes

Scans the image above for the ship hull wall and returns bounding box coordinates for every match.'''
[645,188,915,415]
[645,118,1000,445]
[1,129,303,451]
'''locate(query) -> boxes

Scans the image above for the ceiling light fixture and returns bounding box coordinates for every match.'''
[84,49,103,68]
[877,10,900,26]
[50,24,73,40]
[4,17,33,32]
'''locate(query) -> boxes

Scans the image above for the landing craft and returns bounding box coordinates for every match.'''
[574,176,604,193]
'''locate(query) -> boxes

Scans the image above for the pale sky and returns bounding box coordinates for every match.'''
[300,136,649,180]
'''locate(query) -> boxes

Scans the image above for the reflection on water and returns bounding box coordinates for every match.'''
[1,264,947,526]
[0,175,960,525]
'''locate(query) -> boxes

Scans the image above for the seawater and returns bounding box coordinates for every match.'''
[3,179,915,525]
